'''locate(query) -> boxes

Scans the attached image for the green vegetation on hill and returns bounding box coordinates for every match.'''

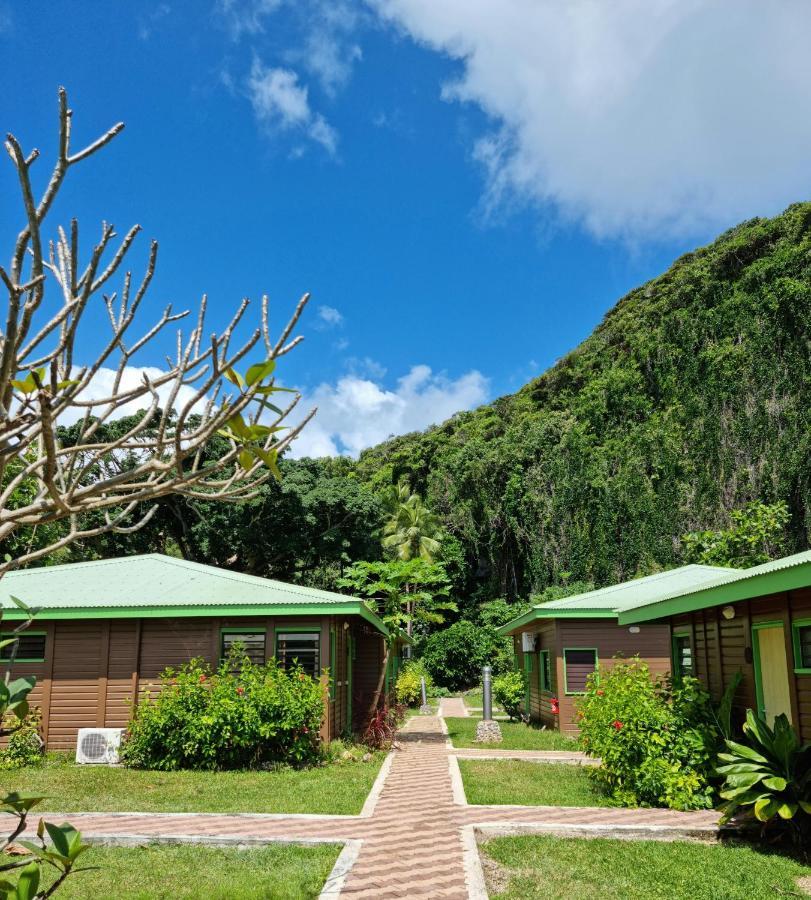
[355,203,811,598]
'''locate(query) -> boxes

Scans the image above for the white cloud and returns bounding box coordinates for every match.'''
[369,0,811,240]
[317,305,344,327]
[288,365,489,457]
[247,60,338,154]
[217,0,282,39]
[56,366,205,427]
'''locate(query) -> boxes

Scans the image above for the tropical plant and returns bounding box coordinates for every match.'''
[683,500,790,569]
[121,650,324,770]
[381,480,442,563]
[395,659,434,707]
[717,709,811,844]
[361,705,404,751]
[492,671,525,721]
[0,710,44,771]
[577,657,718,810]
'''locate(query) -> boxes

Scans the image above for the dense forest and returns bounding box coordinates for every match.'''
[14,203,811,615]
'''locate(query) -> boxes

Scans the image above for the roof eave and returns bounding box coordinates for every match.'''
[498,607,618,635]
[1,600,392,637]
[618,562,811,625]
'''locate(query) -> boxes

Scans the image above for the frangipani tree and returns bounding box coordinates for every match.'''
[0,88,314,575]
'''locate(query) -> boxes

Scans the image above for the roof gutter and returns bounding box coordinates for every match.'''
[498,606,618,636]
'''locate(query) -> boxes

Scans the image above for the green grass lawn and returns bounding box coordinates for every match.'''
[462,690,501,711]
[444,717,576,751]
[480,834,811,899]
[9,842,340,899]
[7,752,384,815]
[459,759,613,807]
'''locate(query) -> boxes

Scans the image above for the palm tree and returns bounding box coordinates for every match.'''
[381,479,442,563]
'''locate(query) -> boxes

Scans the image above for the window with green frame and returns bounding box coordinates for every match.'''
[672,632,693,679]
[563,648,597,695]
[0,632,46,663]
[276,629,320,678]
[792,620,811,673]
[220,629,266,666]
[538,649,552,693]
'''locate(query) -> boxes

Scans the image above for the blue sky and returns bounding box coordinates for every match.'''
[3,1,810,456]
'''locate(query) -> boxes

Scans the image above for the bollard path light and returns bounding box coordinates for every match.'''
[474,664,502,743]
[419,676,431,715]
[482,665,493,721]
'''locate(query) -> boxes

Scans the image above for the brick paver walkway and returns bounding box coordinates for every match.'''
[439,696,468,717]
[27,716,721,898]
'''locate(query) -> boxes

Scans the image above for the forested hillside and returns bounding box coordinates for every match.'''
[21,203,811,609]
[354,203,811,598]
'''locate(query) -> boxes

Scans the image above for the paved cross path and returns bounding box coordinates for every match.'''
[29,716,721,898]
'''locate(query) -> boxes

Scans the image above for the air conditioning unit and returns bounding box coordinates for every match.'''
[75,728,124,765]
[521,632,538,653]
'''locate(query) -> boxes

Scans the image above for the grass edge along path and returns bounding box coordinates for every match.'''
[7,751,386,815]
[9,842,342,900]
[459,758,614,807]
[479,834,811,899]
[444,716,576,751]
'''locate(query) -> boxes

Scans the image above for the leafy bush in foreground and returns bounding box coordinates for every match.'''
[0,710,43,770]
[395,659,434,706]
[493,671,525,721]
[122,651,324,770]
[577,657,718,810]
[718,709,811,845]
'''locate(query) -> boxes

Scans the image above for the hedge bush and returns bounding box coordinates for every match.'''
[577,657,718,810]
[420,620,509,691]
[395,659,434,706]
[122,651,324,770]
[0,710,43,770]
[493,671,525,721]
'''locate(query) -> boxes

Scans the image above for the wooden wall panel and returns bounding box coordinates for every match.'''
[105,620,139,728]
[137,619,213,689]
[352,629,383,732]
[48,621,105,750]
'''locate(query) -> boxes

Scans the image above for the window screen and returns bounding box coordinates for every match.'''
[796,625,811,670]
[563,648,597,694]
[539,649,552,692]
[0,632,46,662]
[221,631,266,666]
[276,631,320,678]
[673,634,693,678]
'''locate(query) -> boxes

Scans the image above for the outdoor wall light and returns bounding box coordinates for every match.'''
[628,626,640,634]
[721,606,736,620]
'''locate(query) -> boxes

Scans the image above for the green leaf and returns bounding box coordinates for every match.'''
[44,821,72,858]
[13,862,39,900]
[724,738,769,764]
[777,801,798,820]
[1,794,46,814]
[245,359,276,386]
[226,414,251,439]
[762,775,788,792]
[754,796,779,822]
[224,367,245,389]
[238,449,255,471]
[254,447,281,481]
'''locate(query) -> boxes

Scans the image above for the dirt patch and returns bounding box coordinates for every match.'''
[796,875,811,895]
[479,850,511,896]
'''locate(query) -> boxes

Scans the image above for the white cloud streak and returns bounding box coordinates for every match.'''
[369,0,811,240]
[317,305,344,327]
[288,364,489,457]
[247,60,338,154]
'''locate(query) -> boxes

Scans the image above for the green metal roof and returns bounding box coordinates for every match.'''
[497,564,732,635]
[0,554,395,637]
[618,550,811,625]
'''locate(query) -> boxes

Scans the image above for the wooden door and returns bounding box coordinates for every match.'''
[754,624,792,726]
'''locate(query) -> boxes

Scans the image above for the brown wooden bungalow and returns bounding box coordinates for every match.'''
[0,554,408,749]
[619,550,811,739]
[499,564,731,734]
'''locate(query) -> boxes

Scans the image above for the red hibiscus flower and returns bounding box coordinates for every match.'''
[613,720,623,730]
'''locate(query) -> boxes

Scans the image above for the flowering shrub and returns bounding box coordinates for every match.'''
[577,657,718,810]
[492,671,525,721]
[0,710,43,770]
[395,659,434,706]
[122,651,324,770]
